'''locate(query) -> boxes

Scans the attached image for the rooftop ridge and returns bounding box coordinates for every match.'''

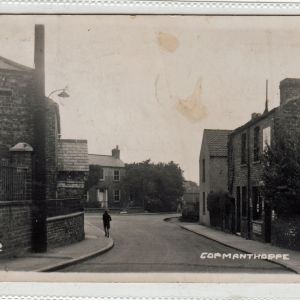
[0,55,33,72]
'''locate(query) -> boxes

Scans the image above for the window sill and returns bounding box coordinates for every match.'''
[253,160,261,165]
[240,163,247,168]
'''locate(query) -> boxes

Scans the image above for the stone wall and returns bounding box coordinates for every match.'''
[47,212,84,248]
[0,201,32,256]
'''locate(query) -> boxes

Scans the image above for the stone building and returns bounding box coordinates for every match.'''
[87,146,125,209]
[199,129,232,226]
[0,26,86,256]
[228,78,300,244]
[57,139,89,199]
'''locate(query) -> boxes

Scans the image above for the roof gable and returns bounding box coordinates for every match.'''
[88,154,125,168]
[58,139,89,172]
[0,56,33,72]
[203,129,232,157]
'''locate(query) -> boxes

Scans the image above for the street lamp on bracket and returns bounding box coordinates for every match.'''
[47,87,70,99]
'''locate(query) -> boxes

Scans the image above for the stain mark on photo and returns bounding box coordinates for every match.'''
[176,79,207,122]
[157,32,179,53]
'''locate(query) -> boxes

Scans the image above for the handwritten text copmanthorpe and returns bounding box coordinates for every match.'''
[200,252,290,260]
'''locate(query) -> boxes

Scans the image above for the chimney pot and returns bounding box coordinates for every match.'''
[251,113,261,119]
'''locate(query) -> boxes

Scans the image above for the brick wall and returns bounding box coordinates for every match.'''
[228,112,275,239]
[0,69,60,199]
[45,99,60,199]
[47,212,84,248]
[210,157,228,192]
[0,201,32,257]
[0,70,35,149]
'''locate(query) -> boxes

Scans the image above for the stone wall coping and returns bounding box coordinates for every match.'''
[0,200,32,207]
[47,211,84,222]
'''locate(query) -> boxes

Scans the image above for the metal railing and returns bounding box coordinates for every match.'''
[0,163,28,201]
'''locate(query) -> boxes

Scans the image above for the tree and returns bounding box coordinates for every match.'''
[261,129,300,217]
[122,160,185,212]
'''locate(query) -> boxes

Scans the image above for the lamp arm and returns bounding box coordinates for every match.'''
[47,88,66,98]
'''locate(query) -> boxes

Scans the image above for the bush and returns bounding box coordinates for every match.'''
[261,128,300,217]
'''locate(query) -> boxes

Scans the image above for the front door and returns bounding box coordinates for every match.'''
[97,189,108,209]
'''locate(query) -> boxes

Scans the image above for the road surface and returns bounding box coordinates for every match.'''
[62,213,291,273]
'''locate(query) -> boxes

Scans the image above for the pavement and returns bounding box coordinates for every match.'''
[178,222,300,274]
[0,217,114,272]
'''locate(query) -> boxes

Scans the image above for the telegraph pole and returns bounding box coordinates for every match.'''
[32,24,47,252]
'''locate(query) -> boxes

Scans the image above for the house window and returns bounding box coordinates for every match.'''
[0,88,12,97]
[114,169,120,181]
[253,126,260,162]
[241,133,247,164]
[263,126,271,150]
[242,186,247,217]
[252,187,262,220]
[202,159,205,182]
[114,190,121,202]
[202,192,206,215]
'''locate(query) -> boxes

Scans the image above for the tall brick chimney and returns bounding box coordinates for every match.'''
[112,145,120,159]
[279,78,300,105]
[32,24,47,253]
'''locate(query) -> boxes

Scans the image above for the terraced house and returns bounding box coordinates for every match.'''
[228,78,300,245]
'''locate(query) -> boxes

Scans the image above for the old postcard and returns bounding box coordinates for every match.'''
[1,15,300,282]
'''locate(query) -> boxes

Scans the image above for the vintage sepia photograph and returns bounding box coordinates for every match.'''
[1,15,300,276]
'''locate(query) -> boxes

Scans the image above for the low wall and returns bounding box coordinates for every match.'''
[0,201,32,257]
[271,217,300,251]
[47,212,85,248]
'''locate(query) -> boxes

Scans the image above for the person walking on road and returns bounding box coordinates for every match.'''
[102,210,112,237]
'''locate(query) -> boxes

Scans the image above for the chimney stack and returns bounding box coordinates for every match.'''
[34,24,45,99]
[280,78,300,106]
[112,145,120,159]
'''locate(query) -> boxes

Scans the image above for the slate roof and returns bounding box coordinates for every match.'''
[89,154,125,168]
[203,129,232,157]
[58,139,89,172]
[0,56,33,72]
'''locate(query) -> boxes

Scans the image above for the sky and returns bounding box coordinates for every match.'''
[1,15,300,182]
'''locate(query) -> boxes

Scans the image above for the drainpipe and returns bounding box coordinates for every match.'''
[247,126,252,240]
